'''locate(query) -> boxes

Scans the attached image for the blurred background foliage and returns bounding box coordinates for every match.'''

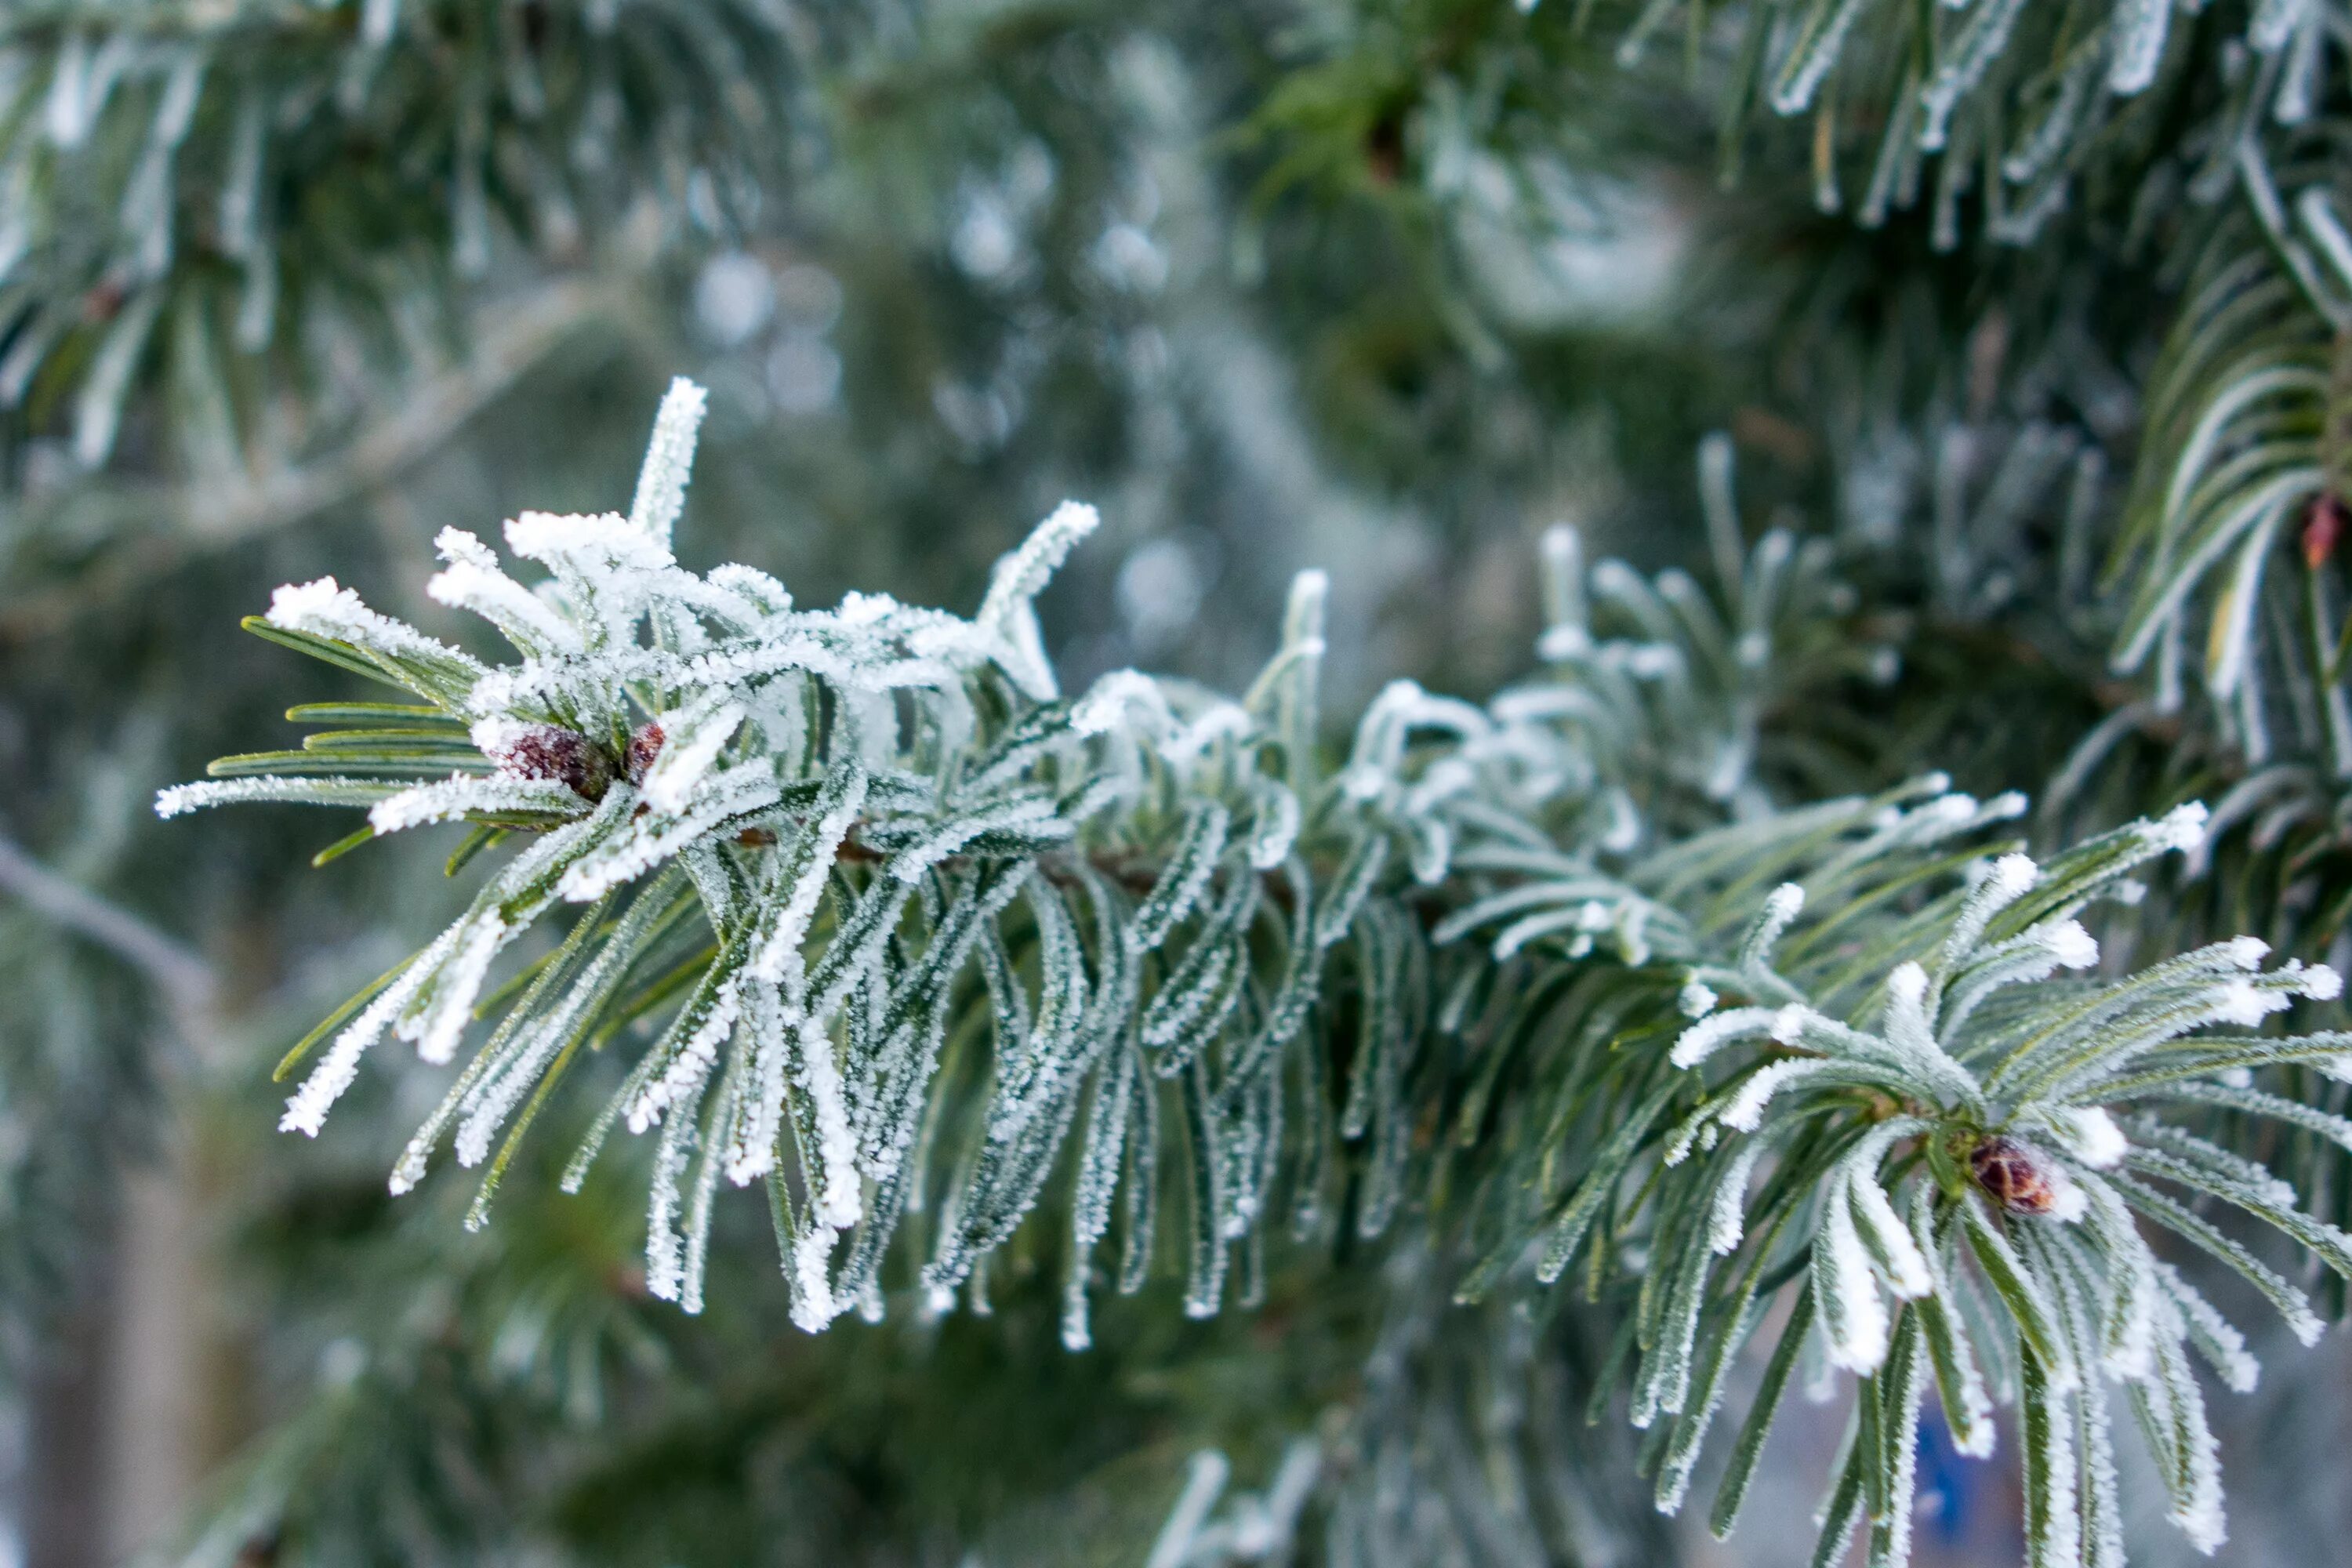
[5,0,2352,1564]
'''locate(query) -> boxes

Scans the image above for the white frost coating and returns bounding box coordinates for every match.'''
[1679,978,1719,1018]
[1145,1450,1233,1568]
[1918,0,2030,151]
[1850,1170,1933,1298]
[368,774,580,834]
[267,577,483,677]
[1987,851,2038,897]
[426,532,581,655]
[1664,1105,1713,1167]
[2213,981,2288,1028]
[643,1067,706,1302]
[1072,668,1178,739]
[2045,1166,2089,1223]
[2155,1261,2259,1393]
[1599,788,1641,852]
[1535,622,1593,661]
[1167,702,1254,763]
[504,509,677,575]
[2027,1357,2084,1565]
[749,773,867,985]
[2094,1200,2160,1382]
[556,769,778,902]
[638,697,746,814]
[723,983,790,1185]
[1885,960,1938,1046]
[1618,643,1680,679]
[2171,1382,2229,1554]
[2039,918,2100,970]
[1407,815,1451,887]
[1341,681,1493,803]
[977,501,1099,697]
[1817,1183,1893,1371]
[628,377,708,546]
[1669,1006,1780,1068]
[2145,800,2211,854]
[361,0,401,45]
[1769,1004,1809,1044]
[1875,961,1981,1106]
[155,777,391,817]
[2064,1106,2129,1168]
[789,1022,863,1229]
[1944,1323,1998,1457]
[453,1016,572,1170]
[401,916,504,1065]
[466,716,536,759]
[887,795,1063,882]
[1142,942,1236,1048]
[1947,851,2039,958]
[1721,1059,1824,1131]
[630,981,742,1134]
[2107,0,2172,93]
[2301,963,2343,1001]
[1769,0,1871,115]
[979,501,1100,628]
[1538,523,1588,640]
[1738,883,1805,969]
[465,647,665,718]
[704,561,792,616]
[1923,792,1977,825]
[280,930,458,1135]
[789,1226,840,1332]
[1128,802,1228,953]
[1708,1140,1768,1254]
[1402,755,1475,817]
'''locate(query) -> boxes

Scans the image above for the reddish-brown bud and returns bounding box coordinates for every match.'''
[484,722,611,800]
[1969,1134,2060,1216]
[626,721,666,785]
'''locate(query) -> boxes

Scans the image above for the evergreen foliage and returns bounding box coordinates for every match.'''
[8,0,2352,1563]
[159,386,2352,1564]
[1,0,801,468]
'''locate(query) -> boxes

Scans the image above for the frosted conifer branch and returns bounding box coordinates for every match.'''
[161,378,2352,1568]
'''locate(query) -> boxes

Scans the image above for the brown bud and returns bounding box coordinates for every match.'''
[2304,495,2347,571]
[484,722,611,800]
[1969,1134,2060,1215]
[625,721,666,784]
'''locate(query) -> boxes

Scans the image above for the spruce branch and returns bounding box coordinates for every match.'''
[162,379,2352,1565]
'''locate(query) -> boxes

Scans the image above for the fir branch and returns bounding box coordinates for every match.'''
[162,379,2352,1566]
